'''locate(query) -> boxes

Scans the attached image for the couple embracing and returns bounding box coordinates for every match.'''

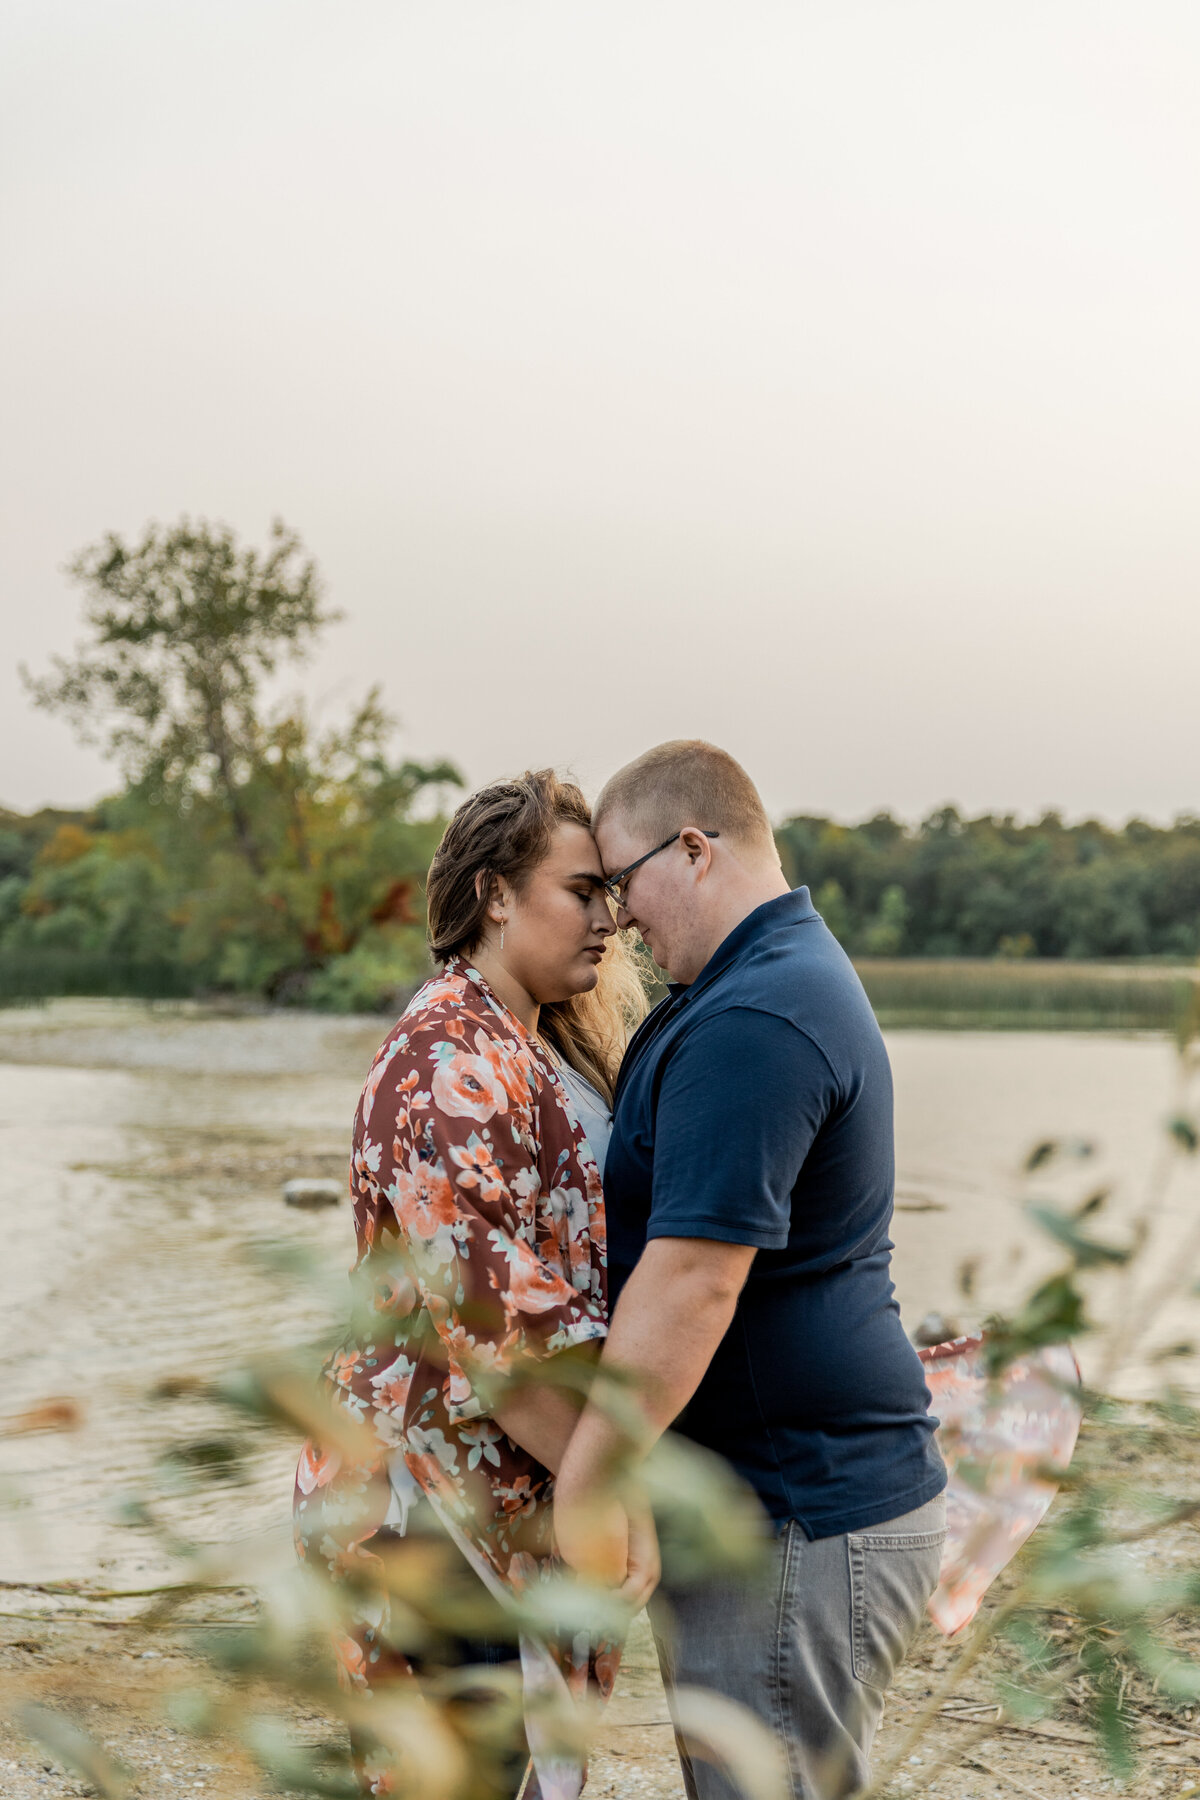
[295,740,947,1800]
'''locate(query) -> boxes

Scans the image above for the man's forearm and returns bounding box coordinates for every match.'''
[559,1237,755,1481]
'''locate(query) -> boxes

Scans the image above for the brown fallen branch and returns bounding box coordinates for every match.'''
[937,1710,1091,1747]
[965,1754,1052,1800]
[1126,1699,1200,1747]
[0,1399,82,1437]
[936,1706,1200,1755]
[0,1579,250,1601]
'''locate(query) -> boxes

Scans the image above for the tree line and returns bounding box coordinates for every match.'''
[776,809,1200,961]
[3,518,1198,1007]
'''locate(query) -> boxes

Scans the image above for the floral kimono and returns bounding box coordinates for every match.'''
[294,958,615,1798]
[920,1335,1083,1636]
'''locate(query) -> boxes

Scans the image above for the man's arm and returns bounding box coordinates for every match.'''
[553,1235,756,1581]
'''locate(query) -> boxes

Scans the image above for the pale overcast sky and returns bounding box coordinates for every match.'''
[3,2,1199,825]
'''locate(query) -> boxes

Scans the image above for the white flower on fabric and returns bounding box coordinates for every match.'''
[458,1422,504,1470]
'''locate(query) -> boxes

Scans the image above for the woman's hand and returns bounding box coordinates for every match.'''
[553,1470,661,1611]
[553,1469,629,1586]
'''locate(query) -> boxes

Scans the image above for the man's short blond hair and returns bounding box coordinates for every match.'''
[594,740,775,855]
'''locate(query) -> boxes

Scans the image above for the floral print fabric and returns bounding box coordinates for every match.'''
[920,1335,1083,1636]
[294,957,614,1797]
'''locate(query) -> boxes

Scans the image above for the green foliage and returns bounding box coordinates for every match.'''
[780,806,1200,960]
[861,882,909,955]
[22,516,333,826]
[9,519,462,1003]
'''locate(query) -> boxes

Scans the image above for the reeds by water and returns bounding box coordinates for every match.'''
[3,948,1197,1029]
[856,957,1199,1031]
[0,949,194,1003]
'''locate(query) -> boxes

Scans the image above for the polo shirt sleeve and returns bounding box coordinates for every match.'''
[647,1006,837,1249]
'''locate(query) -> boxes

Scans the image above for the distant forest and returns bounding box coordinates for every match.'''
[4,803,1199,1009]
[777,809,1200,961]
[4,515,1198,1008]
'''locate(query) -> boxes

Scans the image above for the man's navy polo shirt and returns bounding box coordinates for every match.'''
[605,886,945,1538]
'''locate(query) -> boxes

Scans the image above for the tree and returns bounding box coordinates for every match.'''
[23,517,333,876]
[862,882,910,955]
[813,878,852,946]
[22,518,462,1000]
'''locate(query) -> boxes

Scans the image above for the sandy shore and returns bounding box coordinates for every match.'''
[4,1002,1200,1797]
[4,1415,1200,1800]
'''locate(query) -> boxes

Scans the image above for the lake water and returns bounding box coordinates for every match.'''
[1,1001,1197,1588]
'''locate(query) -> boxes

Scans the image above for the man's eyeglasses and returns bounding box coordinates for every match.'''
[602,830,720,910]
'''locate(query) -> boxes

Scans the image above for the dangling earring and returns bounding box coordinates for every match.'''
[499,920,506,951]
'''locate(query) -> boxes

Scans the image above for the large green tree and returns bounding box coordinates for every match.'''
[21,518,460,999]
[24,517,331,875]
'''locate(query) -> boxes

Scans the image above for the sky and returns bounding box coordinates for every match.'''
[3,1,1199,827]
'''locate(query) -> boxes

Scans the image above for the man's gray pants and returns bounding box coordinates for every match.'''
[651,1494,947,1800]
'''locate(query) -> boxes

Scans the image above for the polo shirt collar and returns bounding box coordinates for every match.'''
[669,885,818,1005]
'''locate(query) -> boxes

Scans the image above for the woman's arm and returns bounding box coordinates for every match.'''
[490,1381,585,1473]
[493,1348,661,1607]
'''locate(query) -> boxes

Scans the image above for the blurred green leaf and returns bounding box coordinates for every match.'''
[984,1273,1090,1372]
[160,1436,246,1485]
[19,1705,132,1799]
[1024,1137,1095,1172]
[642,1434,772,1586]
[1168,1114,1199,1153]
[1073,1187,1110,1219]
[1026,1202,1129,1268]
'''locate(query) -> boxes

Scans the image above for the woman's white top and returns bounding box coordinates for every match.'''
[554,1061,613,1177]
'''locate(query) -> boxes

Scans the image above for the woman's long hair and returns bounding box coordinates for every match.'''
[425,770,648,1106]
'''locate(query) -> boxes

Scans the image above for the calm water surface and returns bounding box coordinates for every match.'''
[1,1001,1195,1586]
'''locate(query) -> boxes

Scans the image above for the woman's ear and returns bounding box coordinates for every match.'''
[476,870,508,923]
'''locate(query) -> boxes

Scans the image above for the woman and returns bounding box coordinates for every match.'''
[294,770,654,1799]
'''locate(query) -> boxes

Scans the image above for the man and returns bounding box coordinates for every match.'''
[554,741,946,1800]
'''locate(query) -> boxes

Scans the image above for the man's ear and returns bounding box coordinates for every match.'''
[680,828,714,876]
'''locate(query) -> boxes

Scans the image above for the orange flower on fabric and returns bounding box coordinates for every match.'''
[431,1047,509,1122]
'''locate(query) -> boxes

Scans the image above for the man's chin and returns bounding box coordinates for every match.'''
[641,936,672,981]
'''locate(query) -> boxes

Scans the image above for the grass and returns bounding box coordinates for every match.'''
[855,957,1200,1031]
[0,949,196,1003]
[2,949,1197,1030]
